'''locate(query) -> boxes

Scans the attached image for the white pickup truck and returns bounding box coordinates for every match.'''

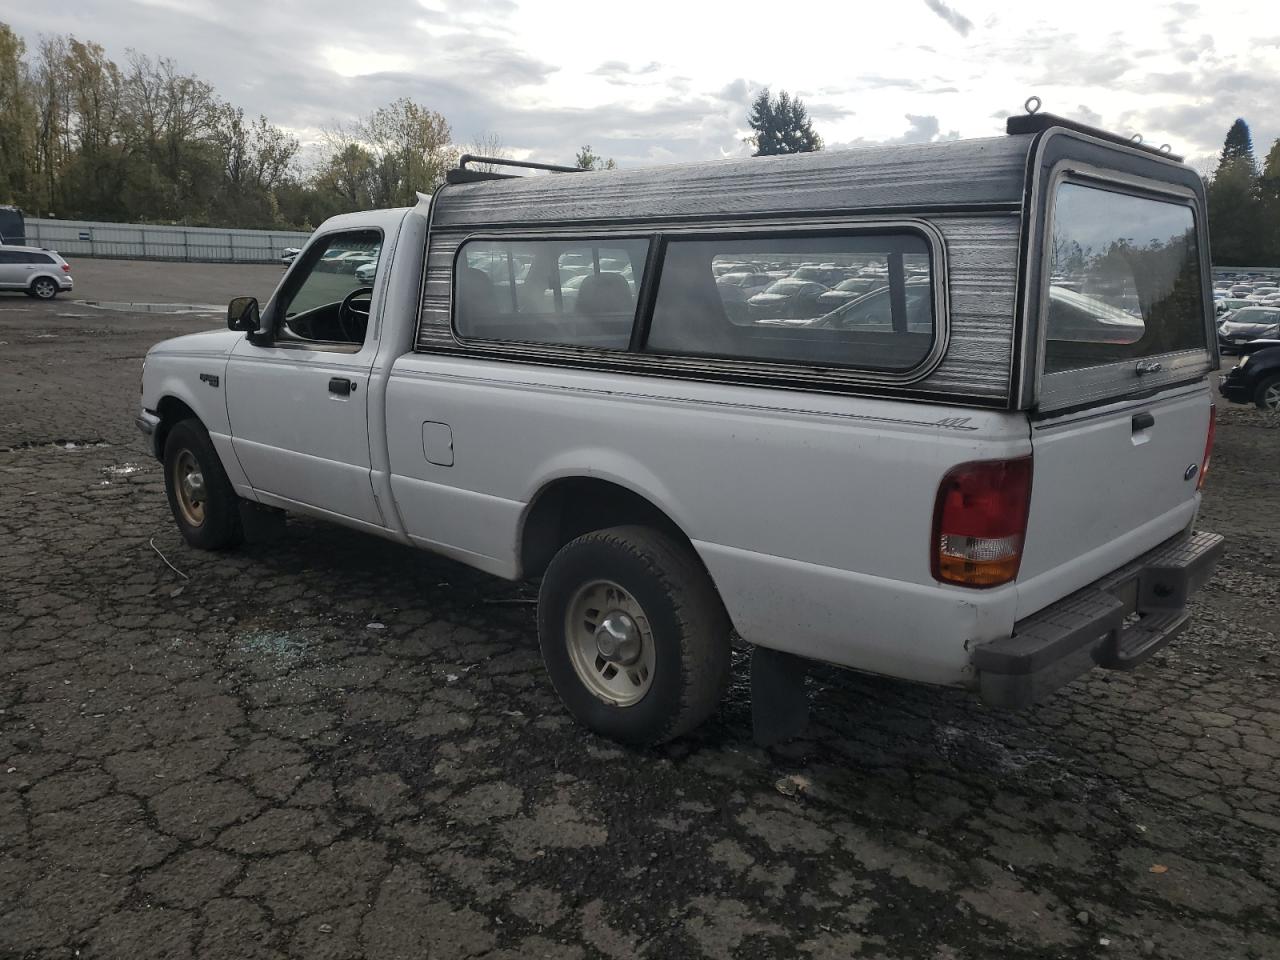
[138,111,1223,745]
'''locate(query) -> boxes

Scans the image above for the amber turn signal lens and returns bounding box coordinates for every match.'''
[931,456,1033,589]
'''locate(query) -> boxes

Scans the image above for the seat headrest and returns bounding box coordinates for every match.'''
[457,266,497,316]
[576,272,633,315]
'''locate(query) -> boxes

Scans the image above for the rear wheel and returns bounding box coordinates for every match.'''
[1255,374,1280,411]
[163,419,243,550]
[537,525,731,746]
[29,277,58,300]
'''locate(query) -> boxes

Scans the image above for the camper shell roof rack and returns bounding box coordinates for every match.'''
[446,154,584,185]
[1007,99,1183,163]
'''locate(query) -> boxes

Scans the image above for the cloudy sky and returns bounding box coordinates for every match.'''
[6,0,1277,174]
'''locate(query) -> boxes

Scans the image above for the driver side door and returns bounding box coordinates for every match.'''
[225,228,386,529]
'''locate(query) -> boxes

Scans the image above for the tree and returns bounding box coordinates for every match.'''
[1259,139,1280,265]
[1208,120,1265,265]
[464,131,509,173]
[358,97,455,207]
[1219,118,1256,173]
[574,144,615,170]
[208,104,298,225]
[0,24,34,205]
[746,87,822,157]
[120,53,219,222]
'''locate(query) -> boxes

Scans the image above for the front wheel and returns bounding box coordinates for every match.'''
[163,419,243,550]
[1255,374,1280,411]
[537,525,731,746]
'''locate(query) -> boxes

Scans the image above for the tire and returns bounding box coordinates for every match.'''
[30,277,58,300]
[163,418,243,550]
[537,525,731,746]
[1255,374,1280,411]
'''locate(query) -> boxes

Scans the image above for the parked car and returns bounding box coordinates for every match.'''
[0,244,73,299]
[355,260,378,284]
[1218,307,1280,354]
[815,277,885,311]
[790,263,847,286]
[1217,297,1253,317]
[809,278,933,330]
[137,116,1223,747]
[715,271,773,321]
[1229,284,1253,296]
[1219,340,1280,410]
[317,250,376,274]
[746,278,830,321]
[280,247,301,266]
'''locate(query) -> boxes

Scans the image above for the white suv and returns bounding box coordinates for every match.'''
[0,245,74,299]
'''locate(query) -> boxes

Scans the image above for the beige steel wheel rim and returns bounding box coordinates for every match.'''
[564,579,656,706]
[172,448,206,527]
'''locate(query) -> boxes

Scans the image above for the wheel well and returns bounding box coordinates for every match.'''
[520,478,695,579]
[154,396,198,459]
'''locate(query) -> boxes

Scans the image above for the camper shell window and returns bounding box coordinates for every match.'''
[1045,181,1207,374]
[644,230,937,373]
[453,238,650,350]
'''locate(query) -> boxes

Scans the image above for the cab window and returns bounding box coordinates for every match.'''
[274,230,381,348]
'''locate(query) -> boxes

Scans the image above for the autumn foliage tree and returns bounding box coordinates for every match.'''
[0,22,463,229]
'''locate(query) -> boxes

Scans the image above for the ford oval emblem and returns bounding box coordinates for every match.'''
[1184,463,1199,481]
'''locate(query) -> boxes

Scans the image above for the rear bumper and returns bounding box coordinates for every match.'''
[973,530,1224,708]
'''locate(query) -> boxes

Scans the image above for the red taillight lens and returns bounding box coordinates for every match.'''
[931,456,1033,588]
[1197,404,1215,492]
[61,263,71,272]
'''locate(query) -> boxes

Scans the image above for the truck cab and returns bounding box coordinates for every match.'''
[138,114,1223,746]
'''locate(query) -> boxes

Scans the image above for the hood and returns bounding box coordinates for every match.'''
[147,328,243,357]
[1221,319,1280,335]
[1238,338,1280,356]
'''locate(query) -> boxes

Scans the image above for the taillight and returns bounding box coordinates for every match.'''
[1197,404,1215,492]
[61,263,71,272]
[932,456,1033,588]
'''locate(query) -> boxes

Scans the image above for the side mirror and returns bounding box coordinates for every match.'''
[227,296,260,332]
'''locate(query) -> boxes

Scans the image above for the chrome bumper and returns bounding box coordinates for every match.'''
[135,410,161,456]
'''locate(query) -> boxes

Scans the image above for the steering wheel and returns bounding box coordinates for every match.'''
[338,287,374,343]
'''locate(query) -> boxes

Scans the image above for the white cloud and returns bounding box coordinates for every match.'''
[3,0,1275,171]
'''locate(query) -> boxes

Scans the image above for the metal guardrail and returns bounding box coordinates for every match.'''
[24,217,312,263]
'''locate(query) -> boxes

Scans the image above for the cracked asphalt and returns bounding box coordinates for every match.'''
[2,263,1279,960]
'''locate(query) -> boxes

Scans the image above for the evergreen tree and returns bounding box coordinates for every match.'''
[1208,120,1264,266]
[1258,139,1280,265]
[746,87,822,157]
[1219,118,1256,173]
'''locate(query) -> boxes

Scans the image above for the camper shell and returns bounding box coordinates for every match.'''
[417,119,1217,416]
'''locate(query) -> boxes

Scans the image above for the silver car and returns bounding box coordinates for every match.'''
[0,245,74,299]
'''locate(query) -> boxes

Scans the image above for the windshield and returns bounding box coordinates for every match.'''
[1228,308,1280,324]
[1045,182,1207,373]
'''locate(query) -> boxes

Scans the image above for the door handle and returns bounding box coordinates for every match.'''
[1132,411,1155,432]
[328,377,356,396]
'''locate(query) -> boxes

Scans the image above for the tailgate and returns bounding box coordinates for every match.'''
[1016,384,1211,619]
